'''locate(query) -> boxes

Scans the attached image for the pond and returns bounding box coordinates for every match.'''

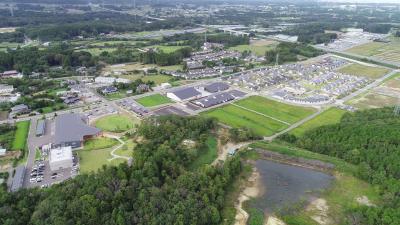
[251,159,334,214]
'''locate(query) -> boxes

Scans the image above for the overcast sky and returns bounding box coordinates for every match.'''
[318,0,400,3]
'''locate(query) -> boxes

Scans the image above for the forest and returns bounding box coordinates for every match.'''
[264,42,323,65]
[0,116,242,225]
[280,107,400,224]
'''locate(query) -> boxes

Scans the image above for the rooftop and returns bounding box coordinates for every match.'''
[204,82,230,93]
[170,87,201,100]
[54,113,100,145]
[50,146,73,163]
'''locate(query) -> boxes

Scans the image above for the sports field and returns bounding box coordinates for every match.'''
[338,63,391,79]
[95,114,138,133]
[346,36,400,64]
[12,121,30,150]
[136,94,173,107]
[290,107,347,137]
[202,96,316,137]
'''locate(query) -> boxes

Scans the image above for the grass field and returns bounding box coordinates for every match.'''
[78,148,125,173]
[136,94,173,107]
[149,45,190,53]
[202,104,288,137]
[290,108,347,137]
[229,39,278,56]
[235,96,316,124]
[114,139,136,158]
[338,63,391,79]
[12,121,30,150]
[76,47,117,56]
[190,136,218,170]
[95,114,137,133]
[83,137,119,151]
[347,92,399,109]
[119,74,174,85]
[346,36,400,63]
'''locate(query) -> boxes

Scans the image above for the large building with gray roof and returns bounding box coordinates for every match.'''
[54,113,101,149]
[204,82,230,93]
[167,87,202,102]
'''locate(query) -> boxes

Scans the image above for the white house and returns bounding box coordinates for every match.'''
[0,84,14,95]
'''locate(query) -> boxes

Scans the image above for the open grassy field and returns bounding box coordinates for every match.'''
[12,121,30,151]
[149,45,190,53]
[119,74,174,85]
[83,137,119,151]
[229,39,278,56]
[0,42,20,52]
[78,148,125,173]
[103,63,183,75]
[346,36,400,64]
[114,139,136,158]
[234,96,316,124]
[338,63,391,79]
[136,94,173,107]
[189,136,218,170]
[95,114,138,133]
[202,104,289,137]
[76,47,117,56]
[290,107,347,137]
[252,141,380,224]
[347,92,399,109]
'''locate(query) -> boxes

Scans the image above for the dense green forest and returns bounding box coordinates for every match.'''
[265,42,323,64]
[0,116,242,225]
[281,107,400,224]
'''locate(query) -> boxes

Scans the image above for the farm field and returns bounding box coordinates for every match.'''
[346,36,400,64]
[149,45,190,53]
[12,121,30,151]
[136,94,173,107]
[119,74,174,85]
[338,63,391,79]
[76,47,117,56]
[290,107,347,137]
[103,63,183,74]
[95,114,138,133]
[234,96,316,124]
[229,39,278,56]
[347,92,399,109]
[202,104,289,137]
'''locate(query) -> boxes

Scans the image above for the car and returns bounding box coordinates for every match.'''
[36,179,42,183]
[29,178,37,182]
[51,172,57,176]
[51,175,57,179]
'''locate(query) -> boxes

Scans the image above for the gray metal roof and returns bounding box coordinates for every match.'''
[204,82,229,93]
[36,119,46,136]
[54,113,100,145]
[171,87,201,100]
[227,90,246,98]
[11,165,25,192]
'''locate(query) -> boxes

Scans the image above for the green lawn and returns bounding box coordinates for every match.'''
[290,108,347,137]
[78,148,123,173]
[12,121,30,150]
[83,137,119,151]
[136,94,173,107]
[150,45,190,53]
[190,136,218,170]
[338,63,391,79]
[235,96,316,124]
[229,44,275,56]
[202,104,288,137]
[95,114,137,133]
[114,139,136,158]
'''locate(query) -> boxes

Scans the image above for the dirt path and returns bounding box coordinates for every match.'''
[103,133,131,161]
[234,168,263,225]
[212,141,253,165]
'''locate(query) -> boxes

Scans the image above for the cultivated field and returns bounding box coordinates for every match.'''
[290,107,347,137]
[136,94,173,107]
[149,45,190,53]
[119,74,174,85]
[95,114,138,133]
[202,96,315,136]
[346,36,400,64]
[338,63,391,79]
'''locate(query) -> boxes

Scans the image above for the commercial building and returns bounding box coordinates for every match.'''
[167,87,202,102]
[54,113,101,149]
[49,146,73,171]
[204,82,230,93]
[10,104,30,115]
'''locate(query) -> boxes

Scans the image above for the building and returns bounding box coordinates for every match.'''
[95,76,116,84]
[0,84,14,95]
[1,70,22,78]
[36,119,46,137]
[136,84,150,93]
[101,86,118,95]
[167,87,202,102]
[54,113,101,149]
[11,165,25,192]
[10,104,30,115]
[0,147,6,156]
[49,146,73,171]
[204,82,230,93]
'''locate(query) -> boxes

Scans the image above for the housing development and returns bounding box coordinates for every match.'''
[0,1,399,225]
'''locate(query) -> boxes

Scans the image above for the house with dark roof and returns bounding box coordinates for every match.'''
[54,113,101,149]
[204,82,230,93]
[101,86,118,95]
[166,87,202,102]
